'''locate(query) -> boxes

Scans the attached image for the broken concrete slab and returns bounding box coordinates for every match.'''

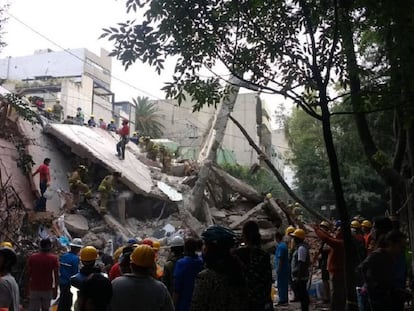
[45,124,153,195]
[64,213,89,236]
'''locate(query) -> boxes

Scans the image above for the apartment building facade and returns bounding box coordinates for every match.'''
[0,48,114,123]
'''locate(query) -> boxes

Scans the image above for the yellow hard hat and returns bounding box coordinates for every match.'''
[130,245,155,268]
[133,131,138,136]
[152,240,161,251]
[361,220,372,229]
[285,226,295,236]
[99,117,103,121]
[113,246,124,263]
[266,193,272,199]
[350,220,361,229]
[90,115,94,118]
[291,228,306,240]
[47,107,52,112]
[320,221,330,229]
[80,246,98,262]
[111,119,115,123]
[0,242,13,248]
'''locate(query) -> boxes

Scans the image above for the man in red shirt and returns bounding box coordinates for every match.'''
[27,239,59,311]
[116,120,130,160]
[32,158,51,197]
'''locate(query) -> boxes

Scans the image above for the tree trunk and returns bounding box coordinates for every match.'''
[338,1,403,188]
[190,76,241,220]
[229,115,328,222]
[319,99,358,310]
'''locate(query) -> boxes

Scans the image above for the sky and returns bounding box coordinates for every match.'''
[0,0,283,116]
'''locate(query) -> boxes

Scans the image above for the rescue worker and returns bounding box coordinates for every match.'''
[116,120,130,160]
[130,131,140,145]
[71,246,103,310]
[314,223,345,311]
[290,228,310,311]
[87,115,96,127]
[98,118,107,130]
[76,107,84,125]
[98,172,121,213]
[285,225,298,302]
[110,245,174,311]
[58,238,83,311]
[275,231,289,306]
[318,221,331,303]
[159,145,172,174]
[152,240,164,280]
[107,120,116,132]
[52,100,64,121]
[45,107,53,120]
[162,236,185,295]
[351,220,366,261]
[68,165,91,211]
[361,220,372,250]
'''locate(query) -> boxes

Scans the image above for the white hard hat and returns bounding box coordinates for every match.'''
[70,238,83,248]
[170,236,185,247]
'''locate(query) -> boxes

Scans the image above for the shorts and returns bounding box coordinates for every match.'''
[29,290,53,311]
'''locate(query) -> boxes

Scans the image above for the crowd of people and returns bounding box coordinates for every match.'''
[0,215,410,311]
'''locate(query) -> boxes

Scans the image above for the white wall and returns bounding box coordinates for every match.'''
[0,49,85,80]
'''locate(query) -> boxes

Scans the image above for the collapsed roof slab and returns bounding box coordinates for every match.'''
[44,124,153,195]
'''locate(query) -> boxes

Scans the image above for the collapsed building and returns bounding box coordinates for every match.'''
[0,90,299,258]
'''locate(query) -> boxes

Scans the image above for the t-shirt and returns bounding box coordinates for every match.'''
[275,241,289,277]
[110,274,174,311]
[0,274,19,311]
[118,125,130,137]
[28,252,59,291]
[34,164,50,182]
[174,255,203,311]
[59,252,80,285]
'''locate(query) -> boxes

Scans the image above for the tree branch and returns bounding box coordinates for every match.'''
[229,114,328,221]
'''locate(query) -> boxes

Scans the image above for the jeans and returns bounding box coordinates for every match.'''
[39,180,48,197]
[57,284,73,311]
[294,280,309,311]
[277,272,289,303]
[116,137,128,159]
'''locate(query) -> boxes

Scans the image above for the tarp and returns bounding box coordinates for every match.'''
[45,124,153,194]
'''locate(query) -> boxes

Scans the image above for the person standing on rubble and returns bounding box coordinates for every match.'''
[27,238,59,311]
[0,246,19,311]
[68,165,91,211]
[289,229,310,311]
[52,100,64,122]
[87,115,96,127]
[76,107,84,125]
[110,245,174,311]
[57,238,83,311]
[234,221,273,311]
[98,118,107,130]
[191,225,248,311]
[98,172,122,213]
[107,119,117,131]
[116,120,130,160]
[32,158,51,198]
[162,236,185,295]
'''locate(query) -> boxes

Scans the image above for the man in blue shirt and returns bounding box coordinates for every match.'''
[173,238,203,311]
[275,231,289,306]
[58,238,82,311]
